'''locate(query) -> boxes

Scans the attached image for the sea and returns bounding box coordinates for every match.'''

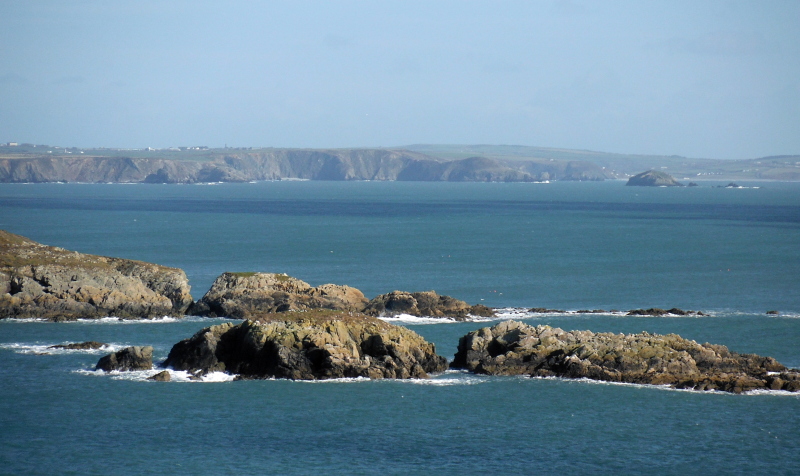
[0,180,798,475]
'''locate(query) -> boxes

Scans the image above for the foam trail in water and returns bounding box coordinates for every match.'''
[0,342,125,355]
[75,368,236,383]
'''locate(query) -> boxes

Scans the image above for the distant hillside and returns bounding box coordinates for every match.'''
[0,146,610,183]
[404,144,800,181]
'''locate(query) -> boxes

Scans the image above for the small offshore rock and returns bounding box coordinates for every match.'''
[451,320,798,394]
[96,346,153,372]
[626,170,683,187]
[164,310,448,380]
[528,307,565,313]
[48,341,106,350]
[148,370,171,382]
[363,290,493,320]
[626,307,702,317]
[766,310,779,315]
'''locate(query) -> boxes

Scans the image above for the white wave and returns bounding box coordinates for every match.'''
[379,314,458,325]
[0,342,124,355]
[531,376,800,397]
[74,368,236,383]
[401,370,491,386]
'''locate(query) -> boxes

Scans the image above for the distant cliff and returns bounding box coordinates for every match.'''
[0,148,610,183]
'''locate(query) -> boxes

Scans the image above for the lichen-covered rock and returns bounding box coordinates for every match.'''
[164,310,448,380]
[363,290,494,320]
[187,272,368,318]
[0,230,192,320]
[96,346,153,372]
[451,320,799,394]
[626,170,683,187]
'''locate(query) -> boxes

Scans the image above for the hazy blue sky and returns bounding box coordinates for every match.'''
[1,1,798,158]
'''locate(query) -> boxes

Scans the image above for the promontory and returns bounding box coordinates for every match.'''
[0,230,192,320]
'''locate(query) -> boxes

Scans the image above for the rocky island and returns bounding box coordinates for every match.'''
[0,230,192,320]
[626,170,683,187]
[164,310,448,380]
[189,271,493,320]
[451,320,800,393]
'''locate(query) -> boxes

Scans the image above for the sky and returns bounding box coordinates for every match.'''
[1,1,798,159]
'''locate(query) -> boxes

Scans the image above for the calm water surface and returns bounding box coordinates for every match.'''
[1,181,798,475]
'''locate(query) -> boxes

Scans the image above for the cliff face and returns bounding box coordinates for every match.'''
[164,311,449,380]
[451,321,800,393]
[0,148,611,183]
[0,231,192,320]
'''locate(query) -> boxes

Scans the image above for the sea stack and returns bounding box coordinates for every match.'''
[626,170,683,187]
[0,230,192,320]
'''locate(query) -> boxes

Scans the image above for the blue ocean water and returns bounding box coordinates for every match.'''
[1,181,799,474]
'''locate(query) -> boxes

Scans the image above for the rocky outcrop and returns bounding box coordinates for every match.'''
[148,370,171,381]
[96,346,153,372]
[626,308,705,317]
[0,230,193,321]
[48,341,106,350]
[363,290,494,320]
[626,170,683,186]
[451,321,800,394]
[187,272,368,318]
[164,311,448,380]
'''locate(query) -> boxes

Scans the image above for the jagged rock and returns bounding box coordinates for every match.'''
[187,272,368,318]
[626,308,704,316]
[96,346,153,372]
[48,341,106,350]
[451,321,798,393]
[0,230,192,321]
[528,307,566,313]
[626,170,683,187]
[164,310,448,380]
[148,370,171,381]
[363,290,494,320]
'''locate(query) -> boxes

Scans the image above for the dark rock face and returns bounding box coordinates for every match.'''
[626,308,705,317]
[164,311,448,380]
[363,290,494,320]
[48,341,106,350]
[451,320,800,393]
[96,346,153,372]
[0,230,193,321]
[188,272,368,318]
[626,170,683,187]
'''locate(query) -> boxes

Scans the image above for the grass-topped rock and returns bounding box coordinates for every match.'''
[0,230,192,321]
[164,310,448,380]
[626,170,683,187]
[451,320,800,394]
